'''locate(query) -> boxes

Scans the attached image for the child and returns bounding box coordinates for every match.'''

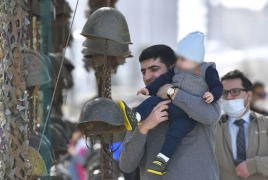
[118,31,223,175]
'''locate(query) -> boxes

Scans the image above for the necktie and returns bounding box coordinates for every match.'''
[234,119,246,166]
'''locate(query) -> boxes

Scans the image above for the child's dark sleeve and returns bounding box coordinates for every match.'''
[146,66,175,95]
[205,66,223,102]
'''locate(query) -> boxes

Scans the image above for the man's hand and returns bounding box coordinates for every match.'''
[138,100,171,134]
[157,84,173,99]
[137,88,149,96]
[203,92,214,103]
[236,161,250,179]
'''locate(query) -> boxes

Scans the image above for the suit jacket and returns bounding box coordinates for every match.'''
[216,112,268,180]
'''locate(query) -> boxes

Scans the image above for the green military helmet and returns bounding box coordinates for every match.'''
[39,52,54,78]
[81,7,132,44]
[77,98,125,137]
[24,53,51,88]
[82,39,131,56]
[24,50,53,87]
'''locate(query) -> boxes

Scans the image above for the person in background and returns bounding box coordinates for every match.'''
[68,130,88,180]
[216,70,268,180]
[250,82,268,116]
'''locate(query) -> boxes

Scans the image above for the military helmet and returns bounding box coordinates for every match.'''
[49,53,71,89]
[82,47,132,58]
[50,125,68,153]
[25,50,54,88]
[82,39,130,56]
[57,54,75,73]
[24,53,51,88]
[36,124,68,156]
[38,52,53,72]
[24,50,49,69]
[91,131,126,144]
[82,48,133,68]
[27,132,53,176]
[54,54,74,89]
[81,7,132,44]
[26,147,48,177]
[77,98,125,136]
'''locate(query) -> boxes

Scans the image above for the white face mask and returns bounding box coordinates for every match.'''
[222,95,249,118]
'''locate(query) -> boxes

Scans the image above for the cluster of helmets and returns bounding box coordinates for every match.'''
[23,50,75,177]
[78,7,132,139]
[81,7,132,70]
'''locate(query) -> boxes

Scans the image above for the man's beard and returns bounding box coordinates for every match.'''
[147,78,156,86]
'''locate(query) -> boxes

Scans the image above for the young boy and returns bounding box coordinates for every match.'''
[118,31,223,175]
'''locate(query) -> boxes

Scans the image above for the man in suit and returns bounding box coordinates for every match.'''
[216,70,268,180]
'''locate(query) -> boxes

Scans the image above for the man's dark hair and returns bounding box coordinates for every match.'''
[252,82,264,92]
[221,70,252,91]
[139,45,176,69]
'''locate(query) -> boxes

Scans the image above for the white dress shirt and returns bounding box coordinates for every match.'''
[228,110,251,160]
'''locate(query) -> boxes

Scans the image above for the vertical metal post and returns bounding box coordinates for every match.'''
[40,0,52,174]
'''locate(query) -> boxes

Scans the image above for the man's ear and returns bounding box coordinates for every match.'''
[247,91,253,102]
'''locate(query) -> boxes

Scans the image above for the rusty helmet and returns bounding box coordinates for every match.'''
[81,7,132,44]
[24,53,51,88]
[82,48,133,69]
[26,147,48,177]
[77,98,125,136]
[82,39,131,56]
[27,132,53,176]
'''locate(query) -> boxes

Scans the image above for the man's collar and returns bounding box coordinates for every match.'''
[228,110,251,125]
[220,111,259,123]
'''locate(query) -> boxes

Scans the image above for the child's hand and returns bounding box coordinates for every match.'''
[203,92,214,103]
[137,88,149,96]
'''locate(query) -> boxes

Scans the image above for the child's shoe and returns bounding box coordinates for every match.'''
[117,100,139,131]
[147,156,167,175]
